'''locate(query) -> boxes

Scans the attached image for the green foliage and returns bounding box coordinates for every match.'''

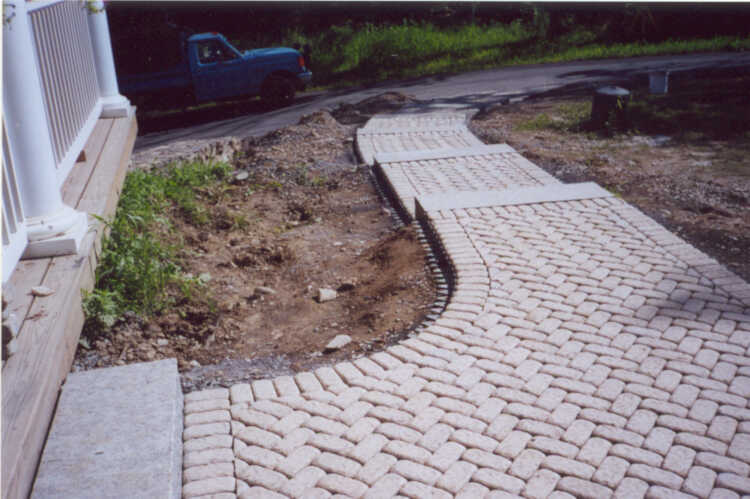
[267,16,750,89]
[517,102,591,133]
[302,20,531,83]
[82,160,230,339]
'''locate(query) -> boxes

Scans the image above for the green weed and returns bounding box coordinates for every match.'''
[82,160,231,339]
[517,101,591,132]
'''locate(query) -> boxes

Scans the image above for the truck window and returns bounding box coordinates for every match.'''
[196,40,237,64]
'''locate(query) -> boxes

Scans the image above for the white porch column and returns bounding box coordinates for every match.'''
[86,0,132,118]
[2,0,88,259]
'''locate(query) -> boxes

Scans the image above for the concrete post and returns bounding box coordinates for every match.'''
[2,0,88,259]
[86,0,131,118]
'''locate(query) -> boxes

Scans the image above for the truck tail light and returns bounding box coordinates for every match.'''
[298,56,306,69]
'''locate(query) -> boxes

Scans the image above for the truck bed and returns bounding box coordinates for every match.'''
[118,62,192,96]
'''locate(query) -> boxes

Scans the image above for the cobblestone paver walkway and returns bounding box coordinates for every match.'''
[181,111,750,498]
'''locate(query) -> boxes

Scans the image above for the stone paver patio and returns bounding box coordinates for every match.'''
[180,111,750,498]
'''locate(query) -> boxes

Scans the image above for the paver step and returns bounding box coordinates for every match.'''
[374,144,559,220]
[32,359,183,499]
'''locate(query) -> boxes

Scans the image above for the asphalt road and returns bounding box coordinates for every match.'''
[134,51,750,152]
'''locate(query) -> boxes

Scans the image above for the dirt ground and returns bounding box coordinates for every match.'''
[74,94,438,391]
[470,79,750,284]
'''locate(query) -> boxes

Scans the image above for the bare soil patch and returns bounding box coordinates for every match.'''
[74,96,436,391]
[470,72,750,282]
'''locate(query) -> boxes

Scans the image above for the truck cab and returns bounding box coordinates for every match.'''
[187,33,311,106]
[118,32,312,108]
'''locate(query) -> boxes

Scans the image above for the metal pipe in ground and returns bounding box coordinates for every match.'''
[590,86,630,130]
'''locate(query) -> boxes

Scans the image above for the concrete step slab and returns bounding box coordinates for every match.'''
[31,359,183,499]
[415,182,613,214]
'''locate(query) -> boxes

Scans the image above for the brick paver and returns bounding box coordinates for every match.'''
[183,111,750,498]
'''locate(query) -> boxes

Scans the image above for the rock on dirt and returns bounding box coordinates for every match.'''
[317,288,338,303]
[324,334,352,352]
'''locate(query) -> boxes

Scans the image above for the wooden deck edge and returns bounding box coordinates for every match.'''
[1,111,137,499]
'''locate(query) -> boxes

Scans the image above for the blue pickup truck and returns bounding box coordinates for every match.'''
[118,32,312,107]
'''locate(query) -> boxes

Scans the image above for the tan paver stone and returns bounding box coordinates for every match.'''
[400,480,453,499]
[543,455,595,480]
[356,453,397,485]
[523,469,560,499]
[185,388,230,403]
[473,468,525,494]
[694,452,750,476]
[706,416,738,443]
[628,463,683,489]
[297,487,331,499]
[235,461,287,491]
[280,466,326,496]
[614,477,649,499]
[562,419,595,446]
[435,461,478,493]
[185,398,231,415]
[316,473,368,497]
[715,473,750,495]
[727,433,750,462]
[683,466,718,499]
[230,384,253,405]
[418,423,453,452]
[391,460,442,485]
[577,437,612,466]
[707,488,740,499]
[548,492,576,499]
[663,445,696,477]
[528,435,579,458]
[184,448,234,468]
[495,430,532,458]
[647,485,696,499]
[184,462,235,483]
[428,442,466,472]
[557,476,613,499]
[658,414,708,434]
[184,434,233,453]
[186,410,232,426]
[363,473,406,499]
[182,477,236,498]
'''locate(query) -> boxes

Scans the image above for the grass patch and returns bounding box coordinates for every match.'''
[82,161,231,338]
[517,101,591,132]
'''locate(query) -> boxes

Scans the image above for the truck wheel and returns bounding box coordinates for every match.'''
[261,76,295,108]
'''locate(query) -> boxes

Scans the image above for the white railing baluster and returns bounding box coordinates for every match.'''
[29,0,102,183]
[1,123,27,283]
[2,0,130,279]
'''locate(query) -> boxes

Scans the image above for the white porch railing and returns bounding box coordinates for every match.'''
[1,0,130,283]
[28,0,102,186]
[2,122,27,283]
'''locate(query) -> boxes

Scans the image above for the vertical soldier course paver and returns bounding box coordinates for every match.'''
[183,110,750,498]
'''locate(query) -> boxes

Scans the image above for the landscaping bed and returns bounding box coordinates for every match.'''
[74,97,437,391]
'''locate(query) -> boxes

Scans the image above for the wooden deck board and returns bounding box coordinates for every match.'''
[62,118,113,208]
[2,111,137,499]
